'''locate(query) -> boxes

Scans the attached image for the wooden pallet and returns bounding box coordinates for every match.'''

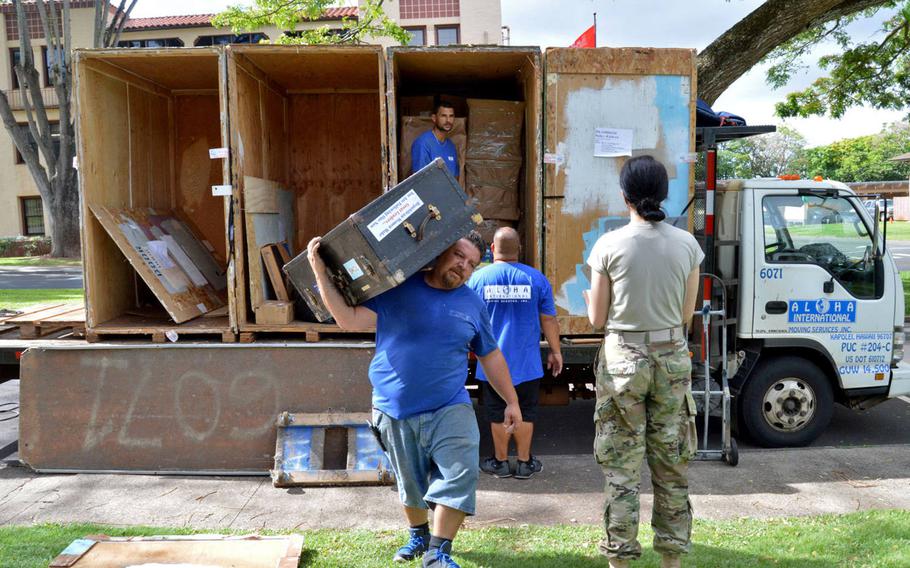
[86,314,236,344]
[0,303,86,338]
[239,321,375,343]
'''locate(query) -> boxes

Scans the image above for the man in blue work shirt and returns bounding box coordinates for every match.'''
[468,227,563,479]
[307,232,521,568]
[411,100,459,179]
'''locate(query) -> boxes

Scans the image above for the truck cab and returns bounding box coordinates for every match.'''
[716,178,910,446]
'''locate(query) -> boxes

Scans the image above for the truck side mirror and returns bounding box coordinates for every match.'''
[872,203,882,259]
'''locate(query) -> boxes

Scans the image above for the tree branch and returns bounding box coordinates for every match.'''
[109,0,139,47]
[697,0,890,104]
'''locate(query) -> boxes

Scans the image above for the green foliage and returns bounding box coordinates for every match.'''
[212,0,410,45]
[0,237,52,258]
[716,126,807,179]
[794,122,910,181]
[3,511,910,567]
[768,2,910,118]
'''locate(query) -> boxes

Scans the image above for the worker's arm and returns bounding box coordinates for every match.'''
[306,237,376,330]
[584,269,611,330]
[477,348,522,432]
[682,266,700,329]
[540,314,563,376]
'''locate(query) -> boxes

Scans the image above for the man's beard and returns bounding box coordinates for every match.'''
[440,269,464,289]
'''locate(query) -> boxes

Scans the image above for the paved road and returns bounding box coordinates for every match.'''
[0,266,83,289]
[888,240,910,271]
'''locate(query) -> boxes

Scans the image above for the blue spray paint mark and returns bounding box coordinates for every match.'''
[282,426,313,471]
[563,216,628,314]
[654,75,692,217]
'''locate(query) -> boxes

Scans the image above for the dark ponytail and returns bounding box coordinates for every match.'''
[619,155,668,222]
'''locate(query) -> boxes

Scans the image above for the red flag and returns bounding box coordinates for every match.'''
[571,24,596,48]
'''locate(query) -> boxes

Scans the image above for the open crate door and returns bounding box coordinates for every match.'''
[542,47,696,334]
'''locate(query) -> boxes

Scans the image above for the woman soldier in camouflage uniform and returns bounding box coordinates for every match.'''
[584,156,702,568]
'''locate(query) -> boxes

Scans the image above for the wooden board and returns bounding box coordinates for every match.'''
[51,534,302,568]
[19,344,376,472]
[289,92,384,253]
[260,244,290,301]
[542,47,696,323]
[243,177,295,309]
[89,206,227,324]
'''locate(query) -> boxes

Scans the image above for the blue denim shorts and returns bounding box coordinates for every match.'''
[373,403,480,515]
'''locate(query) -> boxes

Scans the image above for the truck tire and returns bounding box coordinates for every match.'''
[740,356,833,448]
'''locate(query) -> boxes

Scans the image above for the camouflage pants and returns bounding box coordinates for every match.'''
[593,333,697,559]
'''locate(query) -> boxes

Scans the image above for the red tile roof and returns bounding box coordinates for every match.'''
[123,7,358,31]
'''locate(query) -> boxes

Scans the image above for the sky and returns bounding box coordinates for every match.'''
[131,0,908,147]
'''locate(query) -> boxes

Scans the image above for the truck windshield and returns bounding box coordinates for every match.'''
[762,194,879,299]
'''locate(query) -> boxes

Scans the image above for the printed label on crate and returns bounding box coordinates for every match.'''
[787,299,856,323]
[483,285,531,302]
[209,147,229,159]
[368,189,424,242]
[343,258,365,280]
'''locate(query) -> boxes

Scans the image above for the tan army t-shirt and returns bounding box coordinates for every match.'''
[586,220,704,331]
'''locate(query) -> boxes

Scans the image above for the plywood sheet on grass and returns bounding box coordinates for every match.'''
[89,206,227,323]
[52,534,302,568]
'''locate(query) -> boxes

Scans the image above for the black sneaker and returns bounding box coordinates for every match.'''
[394,528,429,562]
[480,456,512,478]
[514,456,543,479]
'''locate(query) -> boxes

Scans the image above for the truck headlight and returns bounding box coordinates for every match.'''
[893,327,905,366]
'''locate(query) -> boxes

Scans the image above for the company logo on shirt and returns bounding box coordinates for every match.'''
[484,285,531,301]
[447,156,455,161]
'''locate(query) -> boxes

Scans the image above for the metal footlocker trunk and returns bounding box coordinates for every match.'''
[284,159,481,321]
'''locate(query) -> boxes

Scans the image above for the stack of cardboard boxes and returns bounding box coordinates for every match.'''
[464,99,525,246]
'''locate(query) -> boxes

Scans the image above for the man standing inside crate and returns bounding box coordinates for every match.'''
[468,227,563,479]
[307,232,521,568]
[411,99,459,179]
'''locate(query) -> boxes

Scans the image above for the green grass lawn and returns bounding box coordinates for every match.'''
[902,273,910,318]
[1,510,908,567]
[0,289,83,311]
[0,256,81,267]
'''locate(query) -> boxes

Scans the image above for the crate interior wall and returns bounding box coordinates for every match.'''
[75,49,229,330]
[387,47,542,266]
[227,46,386,330]
[542,48,696,335]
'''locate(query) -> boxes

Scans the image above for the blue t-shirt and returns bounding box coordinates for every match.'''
[411,130,458,178]
[363,274,498,419]
[467,262,557,385]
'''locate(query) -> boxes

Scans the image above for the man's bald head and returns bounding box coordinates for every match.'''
[492,227,520,261]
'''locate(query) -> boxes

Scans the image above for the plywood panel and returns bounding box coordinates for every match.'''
[290,93,383,252]
[126,85,170,209]
[175,94,227,262]
[542,47,696,336]
[90,206,227,324]
[261,82,287,184]
[234,64,265,180]
[77,65,134,327]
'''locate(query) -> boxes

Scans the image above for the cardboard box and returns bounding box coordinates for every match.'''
[466,99,526,162]
[465,160,521,220]
[255,300,294,325]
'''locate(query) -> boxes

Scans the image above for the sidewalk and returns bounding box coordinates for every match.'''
[2,445,908,530]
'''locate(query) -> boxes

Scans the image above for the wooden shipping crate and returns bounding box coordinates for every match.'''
[227,45,387,334]
[386,46,543,267]
[542,48,696,335]
[74,48,233,337]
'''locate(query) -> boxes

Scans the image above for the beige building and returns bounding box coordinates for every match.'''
[0,0,502,238]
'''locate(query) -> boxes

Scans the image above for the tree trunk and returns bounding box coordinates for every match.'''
[697,0,889,104]
[47,172,81,258]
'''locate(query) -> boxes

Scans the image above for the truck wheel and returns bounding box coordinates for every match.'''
[740,357,833,448]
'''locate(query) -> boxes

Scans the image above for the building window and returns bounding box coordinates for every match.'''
[13,121,59,165]
[20,196,45,236]
[9,48,21,89]
[194,33,267,47]
[117,38,184,48]
[436,25,460,46]
[41,46,63,87]
[404,26,426,46]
